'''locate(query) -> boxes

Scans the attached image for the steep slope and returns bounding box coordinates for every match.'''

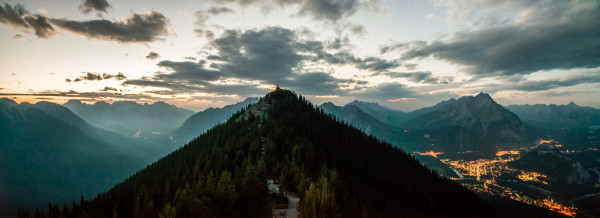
[173,97,258,144]
[58,89,493,218]
[506,102,600,129]
[405,93,529,150]
[64,100,195,138]
[0,98,142,217]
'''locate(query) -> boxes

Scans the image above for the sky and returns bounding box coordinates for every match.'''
[0,0,599,112]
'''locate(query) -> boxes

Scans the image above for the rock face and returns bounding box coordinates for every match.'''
[405,93,529,149]
[506,102,600,129]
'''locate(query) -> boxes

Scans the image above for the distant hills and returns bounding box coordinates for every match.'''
[506,102,600,130]
[51,88,493,217]
[0,98,144,216]
[64,100,195,139]
[173,97,258,144]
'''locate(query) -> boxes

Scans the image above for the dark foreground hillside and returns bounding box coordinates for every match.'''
[32,89,494,217]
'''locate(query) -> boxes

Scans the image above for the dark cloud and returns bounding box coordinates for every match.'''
[353,83,416,100]
[382,71,453,84]
[210,27,304,82]
[205,0,365,22]
[67,72,126,82]
[326,37,350,50]
[146,52,160,60]
[507,73,600,92]
[298,0,359,21]
[194,7,233,37]
[100,86,118,91]
[395,1,600,76]
[311,50,400,72]
[13,34,23,39]
[50,11,170,43]
[157,60,221,81]
[348,23,366,36]
[82,72,103,81]
[195,7,233,26]
[125,26,394,97]
[281,72,351,95]
[0,4,55,38]
[207,7,234,15]
[79,0,111,14]
[102,72,127,80]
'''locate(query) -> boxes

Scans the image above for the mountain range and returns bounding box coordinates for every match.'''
[506,102,600,130]
[4,90,599,216]
[64,100,195,139]
[1,98,260,216]
[322,93,531,152]
[44,88,494,217]
[0,98,144,216]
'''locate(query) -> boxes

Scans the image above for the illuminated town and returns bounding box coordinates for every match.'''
[428,139,581,217]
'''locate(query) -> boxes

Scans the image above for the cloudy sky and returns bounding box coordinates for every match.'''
[1,0,598,111]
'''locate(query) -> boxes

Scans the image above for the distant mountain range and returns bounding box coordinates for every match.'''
[322,93,531,152]
[173,97,259,144]
[64,100,195,139]
[0,98,145,216]
[506,102,600,130]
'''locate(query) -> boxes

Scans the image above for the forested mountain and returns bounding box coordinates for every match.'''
[173,97,258,144]
[40,89,493,218]
[0,98,143,217]
[506,102,600,130]
[64,100,195,139]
